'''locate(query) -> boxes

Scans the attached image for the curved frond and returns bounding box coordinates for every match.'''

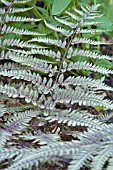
[54,16,76,29]
[68,149,93,170]
[65,11,81,21]
[91,146,113,170]
[68,48,113,60]
[0,69,54,94]
[8,52,58,75]
[6,110,40,133]
[53,87,113,109]
[63,76,113,91]
[28,37,66,48]
[20,131,60,145]
[45,109,102,128]
[44,20,73,37]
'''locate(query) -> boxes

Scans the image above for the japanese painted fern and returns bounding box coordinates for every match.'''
[0,0,113,169]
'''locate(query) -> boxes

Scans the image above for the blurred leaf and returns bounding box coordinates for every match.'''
[52,0,71,15]
[95,59,113,68]
[37,7,49,17]
[94,16,113,30]
[71,55,90,62]
[95,106,105,111]
[101,0,113,23]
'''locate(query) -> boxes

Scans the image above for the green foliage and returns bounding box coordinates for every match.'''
[52,0,71,15]
[0,0,113,170]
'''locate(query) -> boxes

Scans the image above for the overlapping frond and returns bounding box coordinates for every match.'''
[20,131,60,145]
[0,69,54,94]
[53,87,113,109]
[0,82,39,105]
[44,20,73,37]
[63,76,113,91]
[45,109,102,128]
[8,52,58,75]
[62,61,113,74]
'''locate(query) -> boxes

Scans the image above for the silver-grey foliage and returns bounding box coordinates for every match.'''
[0,1,113,170]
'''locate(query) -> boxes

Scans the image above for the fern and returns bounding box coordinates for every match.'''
[1,1,113,169]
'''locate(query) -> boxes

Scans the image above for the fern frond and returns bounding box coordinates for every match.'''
[0,62,29,72]
[0,148,21,161]
[80,4,102,20]
[14,0,31,4]
[54,16,76,29]
[4,142,78,170]
[6,110,40,133]
[5,15,41,23]
[9,7,33,13]
[62,61,113,74]
[97,112,113,123]
[8,52,58,75]
[0,50,10,60]
[77,28,108,34]
[0,130,12,148]
[72,37,111,45]
[0,82,39,105]
[107,158,113,170]
[1,0,11,6]
[1,25,44,36]
[0,8,5,14]
[91,146,113,170]
[0,70,54,94]
[2,38,45,49]
[63,76,113,91]
[68,149,93,170]
[80,21,102,27]
[65,11,81,21]
[53,87,113,109]
[28,37,66,48]
[73,4,102,20]
[7,104,36,114]
[0,103,7,117]
[68,48,113,60]
[12,48,61,60]
[45,109,102,128]
[44,20,73,37]
[1,0,31,6]
[0,110,40,147]
[20,131,60,145]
